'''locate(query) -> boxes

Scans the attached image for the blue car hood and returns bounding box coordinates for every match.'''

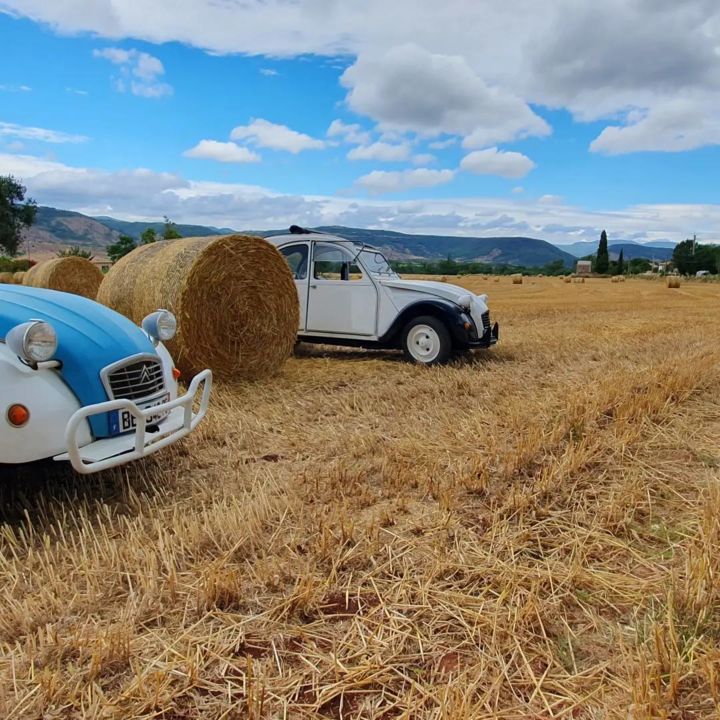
[0,286,157,437]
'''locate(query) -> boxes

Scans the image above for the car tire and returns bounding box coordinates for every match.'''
[401,315,452,365]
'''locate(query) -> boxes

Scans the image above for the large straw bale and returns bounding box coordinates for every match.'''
[511,273,523,285]
[22,264,40,286]
[0,272,14,284]
[666,276,681,289]
[24,256,103,299]
[12,271,25,284]
[97,235,299,381]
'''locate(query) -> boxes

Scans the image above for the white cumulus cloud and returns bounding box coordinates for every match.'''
[183,140,261,163]
[460,148,536,179]
[9,1,720,153]
[0,121,88,144]
[341,43,550,144]
[355,168,456,195]
[590,96,720,154]
[93,47,173,98]
[327,119,372,146]
[231,118,325,153]
[347,142,411,162]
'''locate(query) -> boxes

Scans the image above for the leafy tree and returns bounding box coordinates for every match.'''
[0,257,34,272]
[0,175,37,256]
[163,216,182,240]
[437,254,459,275]
[542,259,566,276]
[628,258,651,274]
[672,238,719,275]
[616,248,624,275]
[107,234,137,263]
[141,227,158,245]
[57,245,94,260]
[595,230,609,274]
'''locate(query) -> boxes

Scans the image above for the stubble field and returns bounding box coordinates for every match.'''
[1,275,719,719]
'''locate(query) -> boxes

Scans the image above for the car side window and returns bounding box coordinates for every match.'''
[280,244,309,280]
[313,243,363,281]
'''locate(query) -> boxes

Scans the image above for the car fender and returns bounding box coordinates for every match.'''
[0,345,92,464]
[378,299,470,347]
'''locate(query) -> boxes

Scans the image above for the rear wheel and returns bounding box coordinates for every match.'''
[401,315,452,365]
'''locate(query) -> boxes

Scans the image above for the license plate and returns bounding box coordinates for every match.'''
[110,393,170,434]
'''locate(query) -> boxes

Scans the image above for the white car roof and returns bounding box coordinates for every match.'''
[267,232,361,252]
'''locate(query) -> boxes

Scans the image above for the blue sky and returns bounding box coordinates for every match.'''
[1,2,719,245]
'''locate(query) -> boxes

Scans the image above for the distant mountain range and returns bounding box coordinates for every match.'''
[260,226,577,267]
[559,239,677,258]
[607,243,675,261]
[93,216,236,239]
[21,205,675,267]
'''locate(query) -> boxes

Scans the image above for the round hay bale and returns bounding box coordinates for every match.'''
[97,235,299,381]
[563,276,572,283]
[25,257,103,299]
[0,271,14,284]
[666,276,681,289]
[511,273,523,285]
[23,263,40,286]
[492,277,500,283]
[12,271,25,284]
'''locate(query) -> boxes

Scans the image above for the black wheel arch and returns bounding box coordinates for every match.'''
[379,299,471,348]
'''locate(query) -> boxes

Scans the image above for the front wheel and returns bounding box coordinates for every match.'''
[401,315,452,365]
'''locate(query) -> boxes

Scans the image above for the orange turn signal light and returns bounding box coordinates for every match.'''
[7,404,30,427]
[172,368,181,380]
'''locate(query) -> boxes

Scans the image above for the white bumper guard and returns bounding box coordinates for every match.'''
[54,370,212,474]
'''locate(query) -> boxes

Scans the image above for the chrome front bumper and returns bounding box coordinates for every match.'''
[54,369,212,474]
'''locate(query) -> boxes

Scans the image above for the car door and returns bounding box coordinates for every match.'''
[306,243,378,336]
[279,242,309,330]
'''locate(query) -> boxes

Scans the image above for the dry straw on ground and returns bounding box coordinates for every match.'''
[23,256,103,299]
[0,272,13,284]
[2,276,720,718]
[667,276,682,288]
[97,235,299,381]
[12,271,25,284]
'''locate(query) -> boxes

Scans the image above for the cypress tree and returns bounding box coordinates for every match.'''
[596,230,609,274]
[617,248,624,275]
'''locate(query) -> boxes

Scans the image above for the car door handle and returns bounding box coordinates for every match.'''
[310,284,318,289]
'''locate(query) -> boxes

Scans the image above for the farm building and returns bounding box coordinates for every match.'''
[576,260,592,276]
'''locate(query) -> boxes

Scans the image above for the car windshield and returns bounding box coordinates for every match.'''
[360,249,399,277]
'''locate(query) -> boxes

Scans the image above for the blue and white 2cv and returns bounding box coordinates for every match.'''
[0,285,212,474]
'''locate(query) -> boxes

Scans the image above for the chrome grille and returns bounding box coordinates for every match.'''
[106,358,165,401]
[481,311,491,333]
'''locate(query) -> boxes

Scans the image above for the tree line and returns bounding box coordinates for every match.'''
[106,217,183,263]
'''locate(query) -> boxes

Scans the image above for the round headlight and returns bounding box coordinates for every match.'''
[6,320,58,363]
[142,309,177,343]
[457,293,473,310]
